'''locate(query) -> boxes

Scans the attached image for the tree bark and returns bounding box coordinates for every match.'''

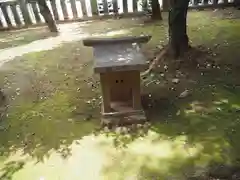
[151,0,162,20]
[168,0,190,58]
[162,0,170,11]
[203,0,209,5]
[37,0,58,33]
[213,0,218,6]
[234,0,240,9]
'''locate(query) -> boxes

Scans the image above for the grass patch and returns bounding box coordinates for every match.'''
[0,41,101,161]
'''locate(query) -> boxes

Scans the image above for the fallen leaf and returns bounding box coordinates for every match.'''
[179,89,190,98]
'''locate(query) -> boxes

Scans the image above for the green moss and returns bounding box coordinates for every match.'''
[0,41,101,165]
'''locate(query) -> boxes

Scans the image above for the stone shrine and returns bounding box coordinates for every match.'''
[83,35,151,125]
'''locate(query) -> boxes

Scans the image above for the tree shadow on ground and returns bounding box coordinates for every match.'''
[0,161,25,180]
[134,46,240,179]
[0,42,103,179]
[89,43,240,179]
[89,11,240,178]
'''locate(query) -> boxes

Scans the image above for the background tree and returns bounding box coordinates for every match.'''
[151,0,162,20]
[37,0,58,32]
[234,0,240,9]
[142,0,162,20]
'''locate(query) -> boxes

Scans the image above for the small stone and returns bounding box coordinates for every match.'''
[115,127,121,134]
[131,124,137,130]
[103,126,110,133]
[121,127,127,133]
[68,118,73,122]
[176,110,181,116]
[172,78,180,84]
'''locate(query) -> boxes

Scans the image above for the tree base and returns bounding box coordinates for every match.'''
[143,44,193,75]
[142,46,170,76]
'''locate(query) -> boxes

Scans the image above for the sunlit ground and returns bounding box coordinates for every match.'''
[0,8,239,180]
[0,132,205,180]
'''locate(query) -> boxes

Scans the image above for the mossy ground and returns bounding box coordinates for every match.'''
[0,8,239,180]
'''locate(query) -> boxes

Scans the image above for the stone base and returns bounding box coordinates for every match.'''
[101,110,147,127]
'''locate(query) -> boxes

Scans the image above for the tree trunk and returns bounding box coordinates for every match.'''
[38,0,58,33]
[151,0,162,20]
[168,0,190,58]
[203,0,209,5]
[162,0,170,11]
[234,0,240,9]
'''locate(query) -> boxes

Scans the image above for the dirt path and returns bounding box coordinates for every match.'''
[0,21,131,66]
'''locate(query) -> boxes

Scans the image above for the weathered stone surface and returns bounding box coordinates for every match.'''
[101,110,146,126]
[93,43,148,73]
[83,36,151,46]
[83,36,151,73]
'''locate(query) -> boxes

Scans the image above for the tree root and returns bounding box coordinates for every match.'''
[142,46,169,76]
